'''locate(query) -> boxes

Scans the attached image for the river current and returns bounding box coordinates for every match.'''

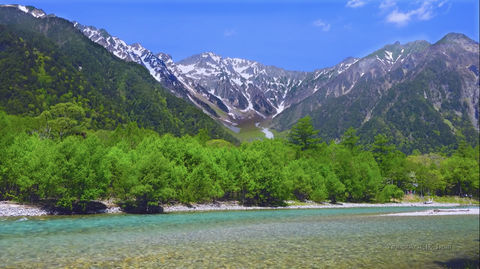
[0,207,478,268]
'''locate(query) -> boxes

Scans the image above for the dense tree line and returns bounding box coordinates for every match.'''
[1,112,478,212]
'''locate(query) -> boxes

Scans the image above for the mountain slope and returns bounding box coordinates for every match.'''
[65,11,480,152]
[271,33,479,153]
[4,4,477,152]
[72,22,234,121]
[72,21,360,123]
[0,5,237,143]
[177,53,306,118]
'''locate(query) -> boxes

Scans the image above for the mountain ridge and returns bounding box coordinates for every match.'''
[1,4,478,151]
[68,12,479,139]
[271,32,479,153]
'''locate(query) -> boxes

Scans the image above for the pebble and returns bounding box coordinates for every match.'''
[0,201,122,217]
[0,204,48,217]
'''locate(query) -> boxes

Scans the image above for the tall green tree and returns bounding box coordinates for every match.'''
[353,152,383,201]
[441,142,479,196]
[340,127,361,156]
[371,134,396,179]
[195,128,211,146]
[287,116,322,151]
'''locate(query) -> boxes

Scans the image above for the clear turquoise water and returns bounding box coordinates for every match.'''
[0,207,478,268]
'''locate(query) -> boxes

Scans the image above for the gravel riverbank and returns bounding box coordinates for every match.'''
[0,202,48,217]
[1,200,477,217]
[0,201,121,217]
[381,208,480,216]
[161,201,474,213]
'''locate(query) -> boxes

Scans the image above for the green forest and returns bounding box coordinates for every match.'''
[1,111,478,213]
[0,6,479,214]
[0,9,237,144]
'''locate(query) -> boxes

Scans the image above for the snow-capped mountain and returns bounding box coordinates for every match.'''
[72,16,451,126]
[292,40,432,101]
[71,15,438,123]
[73,22,180,93]
[72,21,322,121]
[73,22,232,120]
[272,33,479,142]
[176,52,308,118]
[7,4,477,136]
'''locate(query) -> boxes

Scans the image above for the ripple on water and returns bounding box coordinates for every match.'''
[0,207,478,268]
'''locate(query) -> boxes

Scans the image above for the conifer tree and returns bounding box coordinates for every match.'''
[287,116,322,151]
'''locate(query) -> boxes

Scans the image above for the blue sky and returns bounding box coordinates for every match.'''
[10,0,480,71]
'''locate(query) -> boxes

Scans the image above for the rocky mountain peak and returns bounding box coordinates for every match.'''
[131,43,143,48]
[185,52,222,67]
[130,43,147,53]
[436,33,479,54]
[97,29,111,39]
[0,4,49,18]
[341,57,359,65]
[155,53,175,66]
[440,32,478,44]
[201,51,222,60]
[404,40,431,49]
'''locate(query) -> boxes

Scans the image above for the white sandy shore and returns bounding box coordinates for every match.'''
[381,208,480,216]
[1,200,478,217]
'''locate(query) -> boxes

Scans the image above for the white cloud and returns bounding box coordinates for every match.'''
[346,0,367,8]
[415,0,436,20]
[224,29,237,37]
[313,19,331,31]
[386,9,412,26]
[379,0,396,10]
[385,0,440,26]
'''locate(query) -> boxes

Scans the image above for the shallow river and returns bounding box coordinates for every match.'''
[0,207,478,268]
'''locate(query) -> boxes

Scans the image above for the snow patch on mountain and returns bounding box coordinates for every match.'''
[17,5,28,13]
[177,52,311,117]
[385,51,393,62]
[2,4,48,18]
[73,18,419,126]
